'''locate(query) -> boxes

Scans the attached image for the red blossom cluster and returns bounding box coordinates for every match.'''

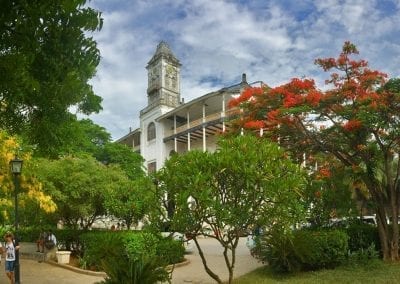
[269,78,321,108]
[243,120,265,129]
[315,167,331,180]
[228,87,264,108]
[342,119,362,131]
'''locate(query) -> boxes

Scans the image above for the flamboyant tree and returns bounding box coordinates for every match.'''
[229,42,400,261]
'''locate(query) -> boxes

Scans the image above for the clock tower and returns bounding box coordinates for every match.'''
[146,41,181,109]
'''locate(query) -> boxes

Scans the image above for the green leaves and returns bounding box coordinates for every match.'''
[156,134,307,239]
[0,0,103,157]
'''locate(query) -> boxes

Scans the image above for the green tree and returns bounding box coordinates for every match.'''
[96,142,146,180]
[63,119,111,156]
[154,135,306,284]
[0,0,103,157]
[230,42,400,260]
[34,155,125,228]
[104,177,154,229]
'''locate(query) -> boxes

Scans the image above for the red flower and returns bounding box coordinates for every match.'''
[343,119,362,131]
[244,120,265,129]
[305,90,322,106]
[228,87,264,108]
[267,110,280,121]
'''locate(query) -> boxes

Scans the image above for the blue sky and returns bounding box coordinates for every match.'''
[86,0,400,140]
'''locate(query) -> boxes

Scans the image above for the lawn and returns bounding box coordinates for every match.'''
[233,260,400,284]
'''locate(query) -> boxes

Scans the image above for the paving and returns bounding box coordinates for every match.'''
[0,237,262,284]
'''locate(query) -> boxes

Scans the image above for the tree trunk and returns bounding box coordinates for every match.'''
[374,191,399,261]
[193,237,222,283]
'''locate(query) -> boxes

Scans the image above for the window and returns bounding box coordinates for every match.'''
[147,122,156,141]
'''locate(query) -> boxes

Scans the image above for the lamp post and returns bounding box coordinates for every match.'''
[10,157,23,284]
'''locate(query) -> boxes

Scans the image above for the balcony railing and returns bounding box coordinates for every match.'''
[164,108,240,137]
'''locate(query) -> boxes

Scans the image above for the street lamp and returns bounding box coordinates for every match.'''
[10,156,23,284]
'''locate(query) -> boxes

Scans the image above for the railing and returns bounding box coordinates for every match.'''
[164,108,240,137]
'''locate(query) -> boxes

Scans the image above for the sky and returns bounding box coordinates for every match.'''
[85,0,400,140]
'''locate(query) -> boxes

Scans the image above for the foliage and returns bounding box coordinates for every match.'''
[154,135,307,283]
[231,41,400,261]
[0,0,103,157]
[294,229,348,270]
[253,229,301,273]
[254,229,348,273]
[346,243,379,267]
[304,162,358,227]
[33,155,127,228]
[104,177,153,229]
[80,230,184,271]
[61,119,111,157]
[96,142,146,180]
[98,255,170,284]
[61,119,146,181]
[81,231,173,283]
[345,223,380,253]
[0,130,56,226]
[157,236,185,264]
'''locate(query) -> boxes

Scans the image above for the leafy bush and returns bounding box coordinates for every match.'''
[124,232,160,261]
[347,243,379,266]
[294,229,348,270]
[92,233,170,284]
[254,228,348,272]
[80,231,120,270]
[157,237,185,264]
[345,223,380,253]
[252,229,301,273]
[80,230,184,274]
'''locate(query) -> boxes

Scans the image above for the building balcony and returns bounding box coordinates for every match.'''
[163,108,240,143]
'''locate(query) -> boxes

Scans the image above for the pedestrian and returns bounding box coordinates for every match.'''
[45,229,57,250]
[36,229,47,253]
[3,232,20,284]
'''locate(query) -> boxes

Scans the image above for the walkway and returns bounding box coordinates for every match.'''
[0,237,262,283]
[172,237,263,283]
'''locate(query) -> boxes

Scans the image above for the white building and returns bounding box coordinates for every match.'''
[116,41,263,173]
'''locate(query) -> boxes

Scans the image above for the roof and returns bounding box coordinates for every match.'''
[156,74,260,123]
[147,41,181,67]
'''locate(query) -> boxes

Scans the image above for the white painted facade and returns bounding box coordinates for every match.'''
[116,42,264,173]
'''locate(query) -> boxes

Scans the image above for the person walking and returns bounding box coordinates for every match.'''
[3,232,20,284]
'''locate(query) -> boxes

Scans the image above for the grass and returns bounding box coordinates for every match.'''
[233,260,400,284]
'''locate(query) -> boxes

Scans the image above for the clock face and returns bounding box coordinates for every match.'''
[165,65,177,79]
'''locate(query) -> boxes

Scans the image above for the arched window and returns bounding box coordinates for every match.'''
[147,122,156,141]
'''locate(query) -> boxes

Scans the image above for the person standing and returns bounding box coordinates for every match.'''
[45,230,57,249]
[36,229,47,253]
[3,232,20,284]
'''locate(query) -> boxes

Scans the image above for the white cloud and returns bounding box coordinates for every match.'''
[86,0,400,140]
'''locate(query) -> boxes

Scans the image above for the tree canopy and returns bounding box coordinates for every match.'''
[230,41,400,261]
[0,0,103,157]
[154,135,306,283]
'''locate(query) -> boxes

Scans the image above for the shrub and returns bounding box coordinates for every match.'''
[253,228,348,273]
[347,243,379,266]
[157,237,185,264]
[80,230,185,273]
[252,229,301,273]
[345,223,380,253]
[92,233,170,284]
[294,229,348,270]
